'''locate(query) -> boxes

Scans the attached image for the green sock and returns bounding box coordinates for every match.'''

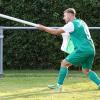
[57,67,68,85]
[88,71,100,85]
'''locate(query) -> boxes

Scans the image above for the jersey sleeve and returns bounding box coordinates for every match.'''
[62,22,74,33]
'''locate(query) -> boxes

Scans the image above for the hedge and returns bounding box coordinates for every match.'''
[0,0,100,69]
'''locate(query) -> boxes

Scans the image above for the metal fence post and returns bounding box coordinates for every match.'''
[0,27,3,76]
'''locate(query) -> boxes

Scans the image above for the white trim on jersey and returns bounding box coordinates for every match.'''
[61,22,75,54]
[62,22,74,33]
[61,32,74,54]
[61,32,70,52]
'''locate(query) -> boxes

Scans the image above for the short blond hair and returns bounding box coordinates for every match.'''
[64,8,76,15]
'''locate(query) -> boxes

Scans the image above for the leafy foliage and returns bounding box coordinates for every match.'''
[0,0,100,69]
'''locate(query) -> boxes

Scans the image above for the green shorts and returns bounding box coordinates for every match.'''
[65,49,95,69]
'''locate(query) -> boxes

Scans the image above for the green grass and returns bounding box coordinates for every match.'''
[0,70,100,100]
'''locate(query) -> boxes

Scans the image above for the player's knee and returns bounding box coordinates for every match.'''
[61,59,71,67]
[82,69,91,75]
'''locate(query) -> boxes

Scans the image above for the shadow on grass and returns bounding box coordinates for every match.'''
[0,88,99,100]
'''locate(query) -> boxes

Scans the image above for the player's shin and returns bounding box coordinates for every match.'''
[88,71,100,86]
[48,66,68,92]
[57,67,68,86]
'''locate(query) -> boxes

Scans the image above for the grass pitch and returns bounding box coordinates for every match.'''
[0,70,100,100]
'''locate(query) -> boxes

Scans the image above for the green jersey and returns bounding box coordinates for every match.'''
[71,19,94,51]
[63,19,95,68]
[63,19,95,52]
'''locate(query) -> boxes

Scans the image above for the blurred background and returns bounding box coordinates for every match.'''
[0,0,100,70]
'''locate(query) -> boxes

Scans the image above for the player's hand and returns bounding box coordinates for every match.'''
[36,24,45,30]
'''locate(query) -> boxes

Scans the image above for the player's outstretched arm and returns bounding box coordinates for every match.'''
[36,24,64,35]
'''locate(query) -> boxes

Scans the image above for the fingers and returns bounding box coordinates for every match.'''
[36,24,45,30]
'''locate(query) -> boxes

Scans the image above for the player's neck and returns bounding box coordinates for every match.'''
[70,16,76,22]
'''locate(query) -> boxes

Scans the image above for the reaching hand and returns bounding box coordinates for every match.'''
[36,24,45,30]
